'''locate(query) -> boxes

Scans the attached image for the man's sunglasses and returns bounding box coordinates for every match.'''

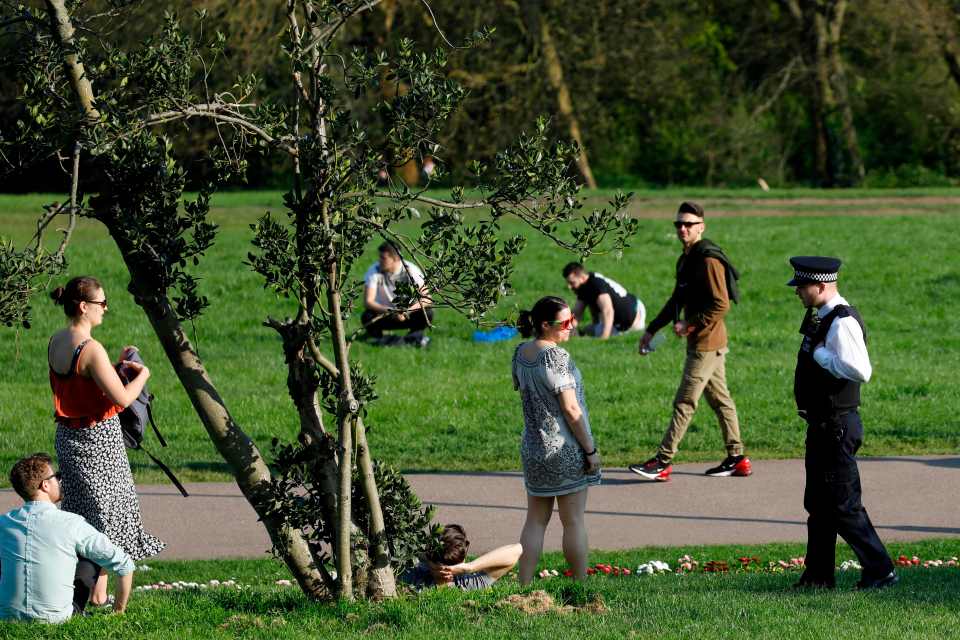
[548,317,575,330]
[38,471,61,489]
[673,221,702,229]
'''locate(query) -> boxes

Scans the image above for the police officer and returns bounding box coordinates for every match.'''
[789,256,897,590]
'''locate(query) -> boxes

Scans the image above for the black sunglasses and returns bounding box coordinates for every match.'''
[38,471,61,489]
[673,221,702,229]
[84,299,108,309]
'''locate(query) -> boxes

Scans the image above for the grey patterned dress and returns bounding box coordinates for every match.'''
[512,344,601,496]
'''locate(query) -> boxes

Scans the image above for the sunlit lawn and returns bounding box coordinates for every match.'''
[1,189,957,484]
[3,539,960,639]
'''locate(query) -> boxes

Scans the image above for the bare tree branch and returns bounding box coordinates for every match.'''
[57,140,80,259]
[302,0,385,57]
[752,56,802,117]
[144,106,299,157]
[44,0,99,122]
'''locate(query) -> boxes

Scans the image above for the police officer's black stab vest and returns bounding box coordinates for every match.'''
[794,304,867,418]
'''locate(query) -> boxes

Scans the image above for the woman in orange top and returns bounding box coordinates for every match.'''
[48,276,165,605]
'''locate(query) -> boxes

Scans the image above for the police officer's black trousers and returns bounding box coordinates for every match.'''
[802,411,893,583]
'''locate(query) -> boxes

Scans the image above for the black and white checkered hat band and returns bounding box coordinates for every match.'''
[793,270,837,283]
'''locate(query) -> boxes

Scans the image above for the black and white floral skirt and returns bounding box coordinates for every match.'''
[55,415,166,560]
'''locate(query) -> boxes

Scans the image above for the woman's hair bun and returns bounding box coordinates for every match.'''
[50,286,65,305]
[516,310,535,338]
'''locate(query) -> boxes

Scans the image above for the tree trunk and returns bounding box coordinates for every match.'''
[118,261,330,599]
[355,416,396,599]
[323,261,397,600]
[823,0,864,183]
[912,0,960,90]
[46,0,330,602]
[786,0,863,186]
[324,259,355,601]
[44,0,99,122]
[523,1,597,189]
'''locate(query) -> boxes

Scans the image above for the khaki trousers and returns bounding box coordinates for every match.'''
[657,347,743,462]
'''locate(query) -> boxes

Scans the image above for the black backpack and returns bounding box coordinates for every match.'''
[116,351,189,497]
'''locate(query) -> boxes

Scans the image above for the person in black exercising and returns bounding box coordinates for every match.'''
[562,262,645,340]
[788,256,897,590]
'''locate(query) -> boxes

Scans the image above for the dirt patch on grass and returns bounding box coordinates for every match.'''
[707,197,960,206]
[620,204,958,219]
[496,590,608,615]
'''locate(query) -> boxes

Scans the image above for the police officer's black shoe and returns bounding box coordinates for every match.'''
[856,571,899,590]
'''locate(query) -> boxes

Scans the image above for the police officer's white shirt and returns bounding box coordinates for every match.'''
[812,294,872,383]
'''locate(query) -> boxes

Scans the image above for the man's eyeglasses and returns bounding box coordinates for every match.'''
[673,221,702,229]
[85,299,108,309]
[38,471,61,489]
[548,317,575,330]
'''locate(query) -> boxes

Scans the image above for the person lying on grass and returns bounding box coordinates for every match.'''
[402,524,522,591]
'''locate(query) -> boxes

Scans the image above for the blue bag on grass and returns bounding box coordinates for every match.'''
[472,325,519,343]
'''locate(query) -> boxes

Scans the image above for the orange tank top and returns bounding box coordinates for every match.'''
[49,339,121,428]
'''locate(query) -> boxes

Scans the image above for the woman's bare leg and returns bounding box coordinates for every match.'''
[519,495,555,585]
[557,489,589,580]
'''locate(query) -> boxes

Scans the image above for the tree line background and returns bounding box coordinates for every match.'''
[3,0,960,192]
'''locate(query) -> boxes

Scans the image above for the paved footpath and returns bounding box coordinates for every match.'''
[2,456,958,560]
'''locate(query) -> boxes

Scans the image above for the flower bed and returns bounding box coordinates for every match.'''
[535,553,960,580]
[129,553,960,594]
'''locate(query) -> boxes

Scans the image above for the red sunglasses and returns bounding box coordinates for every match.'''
[548,317,575,330]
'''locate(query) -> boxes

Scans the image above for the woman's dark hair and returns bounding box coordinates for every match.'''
[429,523,470,565]
[517,296,568,338]
[50,276,102,317]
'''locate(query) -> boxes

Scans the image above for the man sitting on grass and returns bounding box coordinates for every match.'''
[402,524,522,591]
[362,242,434,348]
[0,453,135,623]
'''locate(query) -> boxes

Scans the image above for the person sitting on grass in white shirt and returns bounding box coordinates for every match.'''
[0,453,135,623]
[361,242,434,347]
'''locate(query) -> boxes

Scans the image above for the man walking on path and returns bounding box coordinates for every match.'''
[630,201,750,482]
[788,256,897,590]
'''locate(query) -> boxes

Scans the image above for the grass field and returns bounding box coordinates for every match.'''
[1,539,959,639]
[1,189,958,485]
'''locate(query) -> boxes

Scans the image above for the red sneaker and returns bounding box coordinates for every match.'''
[629,457,672,482]
[705,455,752,477]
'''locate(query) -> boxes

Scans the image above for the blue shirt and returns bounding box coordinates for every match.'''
[0,501,134,623]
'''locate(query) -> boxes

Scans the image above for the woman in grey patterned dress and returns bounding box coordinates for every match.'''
[512,296,601,584]
[48,276,165,605]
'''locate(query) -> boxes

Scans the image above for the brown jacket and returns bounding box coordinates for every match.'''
[648,246,731,351]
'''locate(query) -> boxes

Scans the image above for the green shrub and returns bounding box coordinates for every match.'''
[863,164,956,188]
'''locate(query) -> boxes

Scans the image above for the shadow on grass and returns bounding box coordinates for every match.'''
[694,568,960,607]
[198,587,308,614]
